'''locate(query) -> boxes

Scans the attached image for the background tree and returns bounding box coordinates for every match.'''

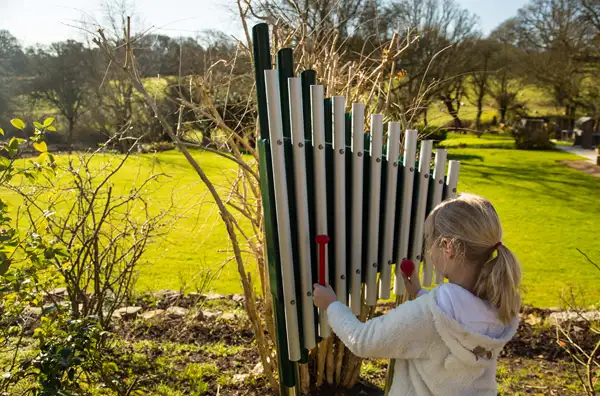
[28,40,94,149]
[0,30,26,119]
[511,0,593,127]
[470,38,496,129]
[382,0,479,125]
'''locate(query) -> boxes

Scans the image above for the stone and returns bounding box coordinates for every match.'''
[140,309,165,321]
[202,311,220,320]
[192,311,205,322]
[220,312,236,321]
[155,290,182,304]
[165,306,188,319]
[251,362,264,377]
[23,306,42,318]
[47,287,67,297]
[203,292,225,301]
[549,311,600,324]
[231,294,245,303]
[232,374,248,384]
[113,306,142,319]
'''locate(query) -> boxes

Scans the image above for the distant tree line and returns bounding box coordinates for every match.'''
[3,0,600,150]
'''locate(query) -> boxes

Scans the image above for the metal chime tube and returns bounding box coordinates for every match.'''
[288,77,316,350]
[393,130,418,295]
[365,114,384,306]
[350,103,365,315]
[445,160,461,200]
[333,96,347,306]
[311,84,330,338]
[410,140,433,282]
[427,149,448,286]
[378,122,401,300]
[264,69,302,361]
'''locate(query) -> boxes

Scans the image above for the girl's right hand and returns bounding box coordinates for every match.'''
[401,272,422,299]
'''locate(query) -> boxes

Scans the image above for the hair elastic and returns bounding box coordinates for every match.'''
[493,242,502,251]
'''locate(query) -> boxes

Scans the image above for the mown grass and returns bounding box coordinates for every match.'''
[2,149,255,296]
[442,133,600,306]
[426,84,563,126]
[3,133,598,307]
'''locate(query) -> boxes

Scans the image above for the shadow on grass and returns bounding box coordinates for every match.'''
[463,161,600,209]
[447,153,484,162]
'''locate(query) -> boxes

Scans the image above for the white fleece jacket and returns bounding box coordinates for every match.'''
[327,284,519,396]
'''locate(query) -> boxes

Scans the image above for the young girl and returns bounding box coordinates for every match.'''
[313,193,521,395]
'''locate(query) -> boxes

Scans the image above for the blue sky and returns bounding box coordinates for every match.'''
[0,0,528,46]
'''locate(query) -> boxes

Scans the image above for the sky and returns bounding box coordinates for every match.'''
[0,0,529,46]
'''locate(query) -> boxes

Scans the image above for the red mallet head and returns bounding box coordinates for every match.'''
[400,259,415,277]
[315,235,330,244]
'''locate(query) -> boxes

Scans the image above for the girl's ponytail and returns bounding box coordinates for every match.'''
[424,193,522,324]
[474,244,522,324]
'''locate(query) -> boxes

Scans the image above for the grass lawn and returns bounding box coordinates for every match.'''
[2,149,254,296]
[441,133,600,307]
[3,133,599,307]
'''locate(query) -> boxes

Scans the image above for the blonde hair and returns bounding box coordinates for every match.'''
[424,193,521,323]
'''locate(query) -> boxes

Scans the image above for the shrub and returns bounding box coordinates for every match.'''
[139,141,176,153]
[414,123,448,143]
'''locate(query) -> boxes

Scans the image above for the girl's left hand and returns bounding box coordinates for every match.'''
[313,284,337,310]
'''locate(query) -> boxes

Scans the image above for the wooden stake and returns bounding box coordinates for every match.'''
[334,339,345,385]
[326,336,335,384]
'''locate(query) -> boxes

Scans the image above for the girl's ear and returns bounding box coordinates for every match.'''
[441,238,455,260]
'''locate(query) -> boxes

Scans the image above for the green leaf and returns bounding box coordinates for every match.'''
[10,119,25,130]
[8,137,23,150]
[0,253,10,276]
[0,127,4,136]
[43,117,55,127]
[33,142,48,153]
[34,122,44,130]
[0,157,9,170]
[46,126,56,132]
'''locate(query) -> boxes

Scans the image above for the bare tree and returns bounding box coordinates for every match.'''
[28,41,94,150]
[511,0,593,126]
[9,135,173,327]
[470,39,496,130]
[381,0,479,125]
[555,249,600,396]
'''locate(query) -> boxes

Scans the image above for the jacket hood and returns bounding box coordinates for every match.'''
[427,288,519,368]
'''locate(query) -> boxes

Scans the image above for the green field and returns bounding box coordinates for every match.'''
[3,133,599,307]
[426,84,563,126]
[441,134,600,306]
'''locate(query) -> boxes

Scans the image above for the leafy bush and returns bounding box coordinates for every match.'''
[414,123,448,143]
[139,141,176,153]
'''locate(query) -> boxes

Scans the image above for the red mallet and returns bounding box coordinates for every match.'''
[315,235,330,286]
[400,259,415,278]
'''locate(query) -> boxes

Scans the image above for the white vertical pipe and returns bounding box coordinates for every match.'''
[350,103,365,315]
[378,122,401,300]
[393,130,418,295]
[365,114,383,306]
[428,149,447,286]
[332,96,347,306]
[288,77,316,350]
[445,160,461,200]
[410,140,433,284]
[264,70,301,361]
[311,84,330,338]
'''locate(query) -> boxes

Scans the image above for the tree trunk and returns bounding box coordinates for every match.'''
[499,106,507,125]
[443,97,463,132]
[476,94,484,131]
[423,108,429,126]
[67,117,75,153]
